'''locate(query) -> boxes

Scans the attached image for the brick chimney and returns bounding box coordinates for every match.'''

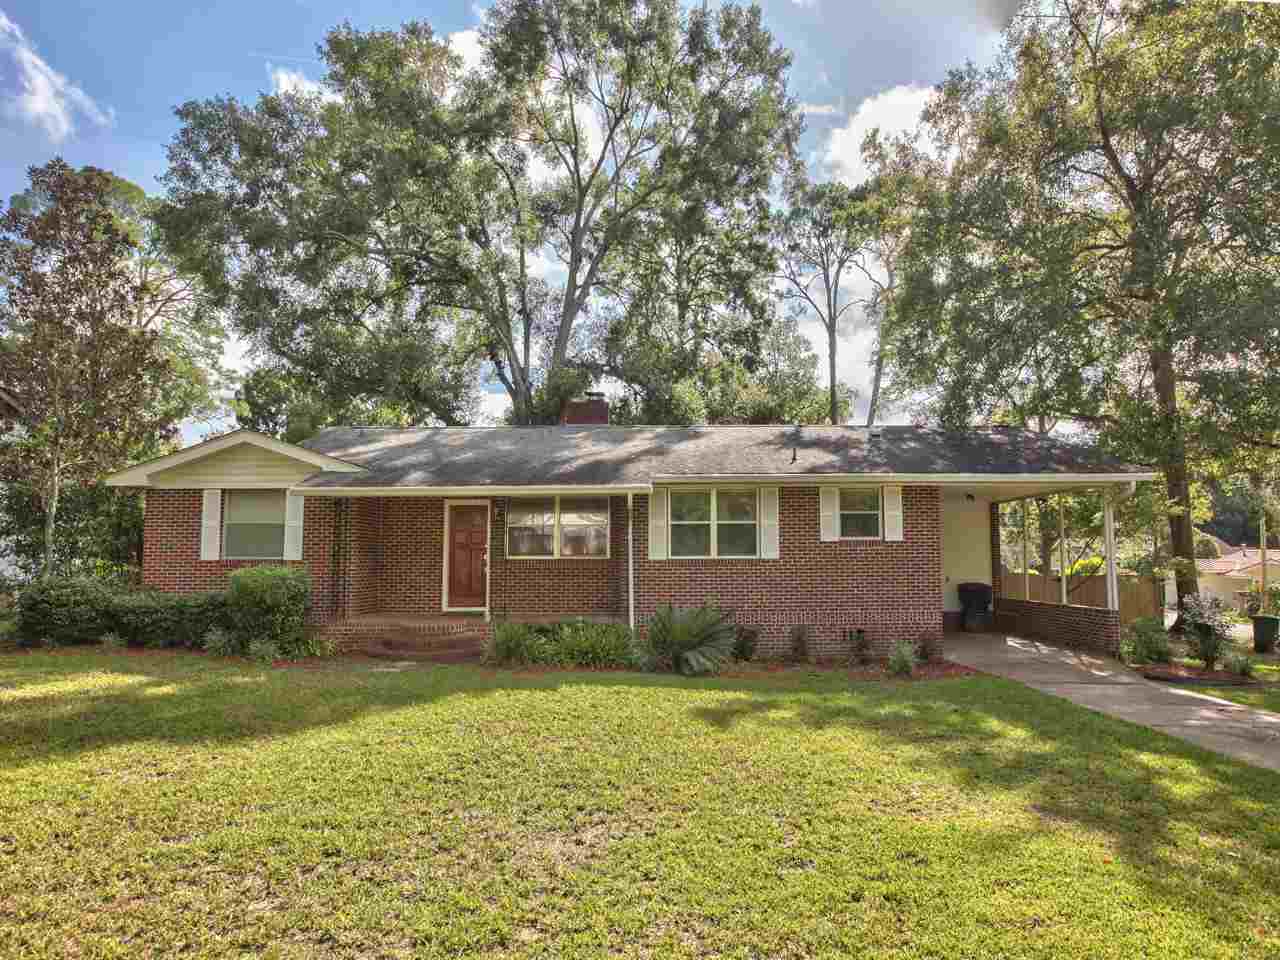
[560,391,610,425]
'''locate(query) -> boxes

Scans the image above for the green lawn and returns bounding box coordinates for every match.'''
[1198,661,1280,713]
[2,651,1279,959]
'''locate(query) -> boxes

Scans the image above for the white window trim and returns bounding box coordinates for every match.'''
[221,489,288,561]
[668,487,761,560]
[837,486,883,542]
[506,495,612,560]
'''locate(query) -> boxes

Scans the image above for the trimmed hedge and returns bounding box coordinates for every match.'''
[225,566,319,661]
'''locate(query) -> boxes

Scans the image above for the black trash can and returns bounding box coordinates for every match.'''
[1252,615,1279,654]
[957,582,994,633]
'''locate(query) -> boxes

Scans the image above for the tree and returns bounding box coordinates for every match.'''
[888,0,1280,610]
[158,1,799,426]
[0,160,187,578]
[233,365,421,444]
[774,179,867,425]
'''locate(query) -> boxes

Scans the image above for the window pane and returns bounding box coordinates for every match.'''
[840,488,880,513]
[561,524,608,557]
[225,490,285,524]
[840,513,880,538]
[508,528,554,557]
[560,497,609,527]
[716,491,757,522]
[224,523,285,558]
[507,498,555,529]
[670,523,711,557]
[717,523,757,557]
[670,491,711,523]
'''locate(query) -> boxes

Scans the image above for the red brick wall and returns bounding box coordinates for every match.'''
[633,486,944,658]
[378,498,444,616]
[995,597,1122,655]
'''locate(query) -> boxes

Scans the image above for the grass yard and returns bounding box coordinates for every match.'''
[2,651,1280,959]
[1197,661,1280,713]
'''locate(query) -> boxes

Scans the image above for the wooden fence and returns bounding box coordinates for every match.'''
[999,569,1163,625]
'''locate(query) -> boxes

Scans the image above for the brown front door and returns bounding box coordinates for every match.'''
[447,504,488,609]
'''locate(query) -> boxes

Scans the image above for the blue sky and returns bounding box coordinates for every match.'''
[0,0,1008,429]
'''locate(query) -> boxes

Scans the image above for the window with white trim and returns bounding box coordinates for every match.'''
[839,487,881,539]
[223,490,286,559]
[669,489,759,558]
[507,496,610,559]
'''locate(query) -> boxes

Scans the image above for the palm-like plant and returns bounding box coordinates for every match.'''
[645,605,737,676]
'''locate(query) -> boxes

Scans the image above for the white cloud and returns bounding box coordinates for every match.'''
[268,64,340,102]
[822,83,932,185]
[448,29,484,73]
[800,101,843,116]
[0,10,113,143]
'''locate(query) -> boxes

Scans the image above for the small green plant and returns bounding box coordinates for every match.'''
[1182,595,1233,671]
[1224,652,1256,679]
[645,605,737,676]
[202,626,240,658]
[247,637,282,664]
[915,634,940,663]
[789,624,812,663]
[733,625,760,662]
[888,640,915,677]
[226,566,313,660]
[1120,616,1172,665]
[100,631,126,650]
[554,621,634,668]
[848,628,873,665]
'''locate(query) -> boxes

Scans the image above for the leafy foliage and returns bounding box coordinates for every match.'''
[1223,652,1256,680]
[15,578,113,647]
[789,624,812,663]
[644,604,737,676]
[887,640,914,677]
[1181,595,1234,671]
[487,620,635,669]
[225,567,313,660]
[0,482,144,585]
[849,628,873,665]
[733,625,760,663]
[1120,616,1173,666]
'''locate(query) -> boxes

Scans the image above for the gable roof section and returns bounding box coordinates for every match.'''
[103,430,367,487]
[293,425,1156,491]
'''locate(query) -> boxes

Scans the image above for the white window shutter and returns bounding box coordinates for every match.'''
[883,485,904,542]
[760,487,780,559]
[819,487,839,542]
[200,489,222,561]
[648,489,668,560]
[283,493,305,561]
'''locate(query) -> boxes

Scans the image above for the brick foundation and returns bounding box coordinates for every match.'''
[994,597,1122,655]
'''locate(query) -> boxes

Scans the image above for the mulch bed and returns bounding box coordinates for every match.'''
[1137,663,1259,687]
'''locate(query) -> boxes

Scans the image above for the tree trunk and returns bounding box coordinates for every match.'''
[1151,347,1198,613]
[828,325,839,426]
[41,478,60,582]
[865,345,884,427]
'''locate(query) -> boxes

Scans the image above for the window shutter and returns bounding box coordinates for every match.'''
[883,485,904,542]
[283,493,305,561]
[200,489,222,561]
[819,487,839,542]
[648,489,668,560]
[760,487,780,559]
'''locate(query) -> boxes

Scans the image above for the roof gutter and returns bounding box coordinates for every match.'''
[653,472,1161,486]
[290,483,655,497]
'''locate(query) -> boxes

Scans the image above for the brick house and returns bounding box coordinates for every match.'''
[106,398,1156,658]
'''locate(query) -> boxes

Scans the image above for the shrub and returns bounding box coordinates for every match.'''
[226,566,313,660]
[1224,652,1256,679]
[645,605,737,676]
[1182,595,1233,671]
[789,625,812,663]
[554,621,635,668]
[733,626,760,662]
[110,591,228,649]
[1120,616,1172,665]
[248,637,282,664]
[849,628,873,665]
[915,634,940,663]
[100,631,126,650]
[203,626,240,658]
[15,578,114,647]
[888,640,915,677]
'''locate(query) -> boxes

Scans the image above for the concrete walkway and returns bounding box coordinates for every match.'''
[947,632,1280,773]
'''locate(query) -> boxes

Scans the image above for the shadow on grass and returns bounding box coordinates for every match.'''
[3,646,1279,939]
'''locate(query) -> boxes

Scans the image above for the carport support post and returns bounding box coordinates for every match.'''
[627,493,636,632]
[1059,498,1069,606]
[1103,493,1119,611]
[1021,499,1030,601]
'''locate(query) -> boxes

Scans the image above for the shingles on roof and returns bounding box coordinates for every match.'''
[295,425,1151,489]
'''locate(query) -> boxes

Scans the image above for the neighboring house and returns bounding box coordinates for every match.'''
[1195,548,1280,609]
[105,397,1157,658]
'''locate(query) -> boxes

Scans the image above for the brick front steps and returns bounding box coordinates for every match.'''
[366,629,487,664]
[317,614,491,657]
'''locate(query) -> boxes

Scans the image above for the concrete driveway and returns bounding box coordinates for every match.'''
[947,632,1280,773]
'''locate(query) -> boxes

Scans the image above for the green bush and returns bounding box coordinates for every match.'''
[733,626,760,662]
[111,591,228,649]
[915,634,941,663]
[15,578,114,646]
[789,625,812,663]
[644,605,737,676]
[226,566,313,660]
[1182,595,1233,671]
[1120,616,1172,665]
[1224,652,1256,678]
[202,626,240,658]
[848,628,873,665]
[888,640,915,677]
[488,620,634,668]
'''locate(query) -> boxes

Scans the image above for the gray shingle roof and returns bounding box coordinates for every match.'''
[295,425,1152,489]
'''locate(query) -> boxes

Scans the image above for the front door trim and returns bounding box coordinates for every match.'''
[442,499,490,616]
